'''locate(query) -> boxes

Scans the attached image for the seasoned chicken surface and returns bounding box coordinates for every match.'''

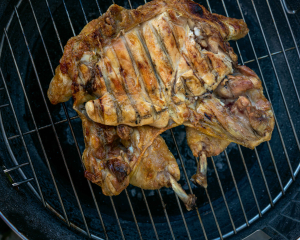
[48,0,248,127]
[186,127,230,188]
[47,0,274,210]
[81,112,196,209]
[186,65,274,187]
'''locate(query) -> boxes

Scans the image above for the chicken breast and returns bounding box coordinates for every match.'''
[47,0,248,128]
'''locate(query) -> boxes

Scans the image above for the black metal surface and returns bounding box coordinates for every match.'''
[0,0,300,239]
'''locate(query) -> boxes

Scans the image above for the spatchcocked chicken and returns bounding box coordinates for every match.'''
[47,0,274,210]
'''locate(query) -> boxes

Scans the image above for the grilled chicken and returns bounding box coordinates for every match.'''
[186,128,230,188]
[47,0,274,209]
[81,112,196,210]
[47,0,248,122]
[186,65,274,187]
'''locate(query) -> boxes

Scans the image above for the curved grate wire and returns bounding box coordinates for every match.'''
[0,0,300,239]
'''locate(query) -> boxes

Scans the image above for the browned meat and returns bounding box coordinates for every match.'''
[46,0,274,209]
[186,65,274,187]
[186,65,274,149]
[81,112,196,209]
[47,0,248,127]
[186,127,230,188]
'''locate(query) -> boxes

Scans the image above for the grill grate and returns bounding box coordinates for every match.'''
[0,0,300,239]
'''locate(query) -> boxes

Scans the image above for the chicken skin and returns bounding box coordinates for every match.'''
[81,112,196,210]
[47,0,274,210]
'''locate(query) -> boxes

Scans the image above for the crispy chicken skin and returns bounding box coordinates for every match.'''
[48,0,248,127]
[185,65,274,149]
[82,112,196,209]
[186,65,274,187]
[47,0,274,209]
[186,127,230,188]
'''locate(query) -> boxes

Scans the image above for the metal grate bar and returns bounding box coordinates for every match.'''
[124,189,143,240]
[242,0,296,184]
[110,196,126,240]
[7,116,80,141]
[40,0,109,236]
[7,9,69,228]
[127,0,133,10]
[0,43,46,207]
[124,0,197,237]
[44,0,63,51]
[250,0,300,153]
[0,109,50,205]
[221,0,284,209]
[62,0,76,38]
[210,156,237,233]
[172,193,192,238]
[95,0,103,15]
[278,1,300,62]
[205,187,223,240]
[223,151,249,226]
[174,194,192,240]
[12,178,34,187]
[14,6,92,237]
[35,0,111,237]
[3,8,72,226]
[221,0,287,198]
[281,0,300,14]
[265,0,300,106]
[1,1,298,240]
[206,0,254,235]
[266,143,284,193]
[0,0,21,60]
[233,0,295,185]
[243,46,296,65]
[0,104,9,109]
[254,149,273,206]
[78,0,88,23]
[157,190,176,240]
[4,162,29,173]
[124,0,195,238]
[170,131,209,240]
[205,0,279,233]
[238,146,262,216]
[75,1,143,238]
[141,189,159,240]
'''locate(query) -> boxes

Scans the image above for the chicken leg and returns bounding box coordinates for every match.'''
[81,112,196,209]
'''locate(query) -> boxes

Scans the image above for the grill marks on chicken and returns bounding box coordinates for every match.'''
[83,10,240,127]
[47,0,274,210]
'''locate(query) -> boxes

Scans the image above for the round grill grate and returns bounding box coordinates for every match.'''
[1,0,300,239]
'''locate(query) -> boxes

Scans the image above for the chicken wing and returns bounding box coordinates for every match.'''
[185,65,274,187]
[186,127,230,188]
[185,65,274,149]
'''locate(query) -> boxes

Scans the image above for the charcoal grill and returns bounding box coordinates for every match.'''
[1,0,300,239]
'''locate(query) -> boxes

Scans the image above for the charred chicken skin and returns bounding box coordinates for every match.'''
[47,0,274,210]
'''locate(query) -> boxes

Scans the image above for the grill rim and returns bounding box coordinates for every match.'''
[0,0,300,239]
[0,210,28,240]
